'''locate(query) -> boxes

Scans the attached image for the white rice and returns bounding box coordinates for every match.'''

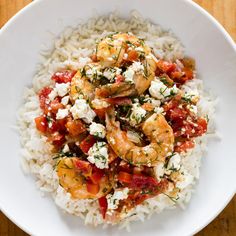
[17,11,216,230]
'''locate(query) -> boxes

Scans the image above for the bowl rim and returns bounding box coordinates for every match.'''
[0,0,235,235]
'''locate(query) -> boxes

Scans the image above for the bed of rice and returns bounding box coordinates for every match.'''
[17,11,216,230]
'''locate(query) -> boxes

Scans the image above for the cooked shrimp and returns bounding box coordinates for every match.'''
[57,157,114,199]
[96,57,157,98]
[97,33,151,67]
[96,82,136,98]
[132,57,157,94]
[105,108,174,166]
[70,69,95,101]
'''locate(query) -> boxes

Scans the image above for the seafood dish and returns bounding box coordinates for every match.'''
[18,12,216,229]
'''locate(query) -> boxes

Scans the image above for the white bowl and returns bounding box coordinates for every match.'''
[0,0,235,235]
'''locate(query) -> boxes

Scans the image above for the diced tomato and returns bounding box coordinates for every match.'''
[118,171,132,184]
[74,159,92,176]
[195,118,208,136]
[126,179,169,207]
[168,107,188,122]
[181,122,195,138]
[170,68,193,84]
[163,96,180,112]
[98,196,108,219]
[129,174,159,190]
[51,70,76,83]
[56,118,68,133]
[79,135,96,154]
[90,168,104,184]
[90,54,98,62]
[46,117,67,134]
[38,87,52,110]
[66,119,86,137]
[106,97,132,106]
[127,50,138,61]
[47,119,59,133]
[49,132,65,148]
[127,192,150,206]
[156,60,176,73]
[35,115,47,133]
[133,166,144,175]
[183,68,194,80]
[115,75,125,83]
[94,108,107,120]
[50,98,64,114]
[86,181,100,194]
[175,140,195,153]
[169,71,184,82]
[118,161,131,173]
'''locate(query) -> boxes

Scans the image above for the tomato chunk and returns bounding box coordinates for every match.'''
[79,135,96,154]
[118,171,132,184]
[47,119,59,133]
[118,172,160,191]
[126,179,168,206]
[90,54,98,62]
[175,140,195,153]
[94,108,107,120]
[169,107,188,122]
[39,87,52,110]
[35,115,47,133]
[86,181,100,194]
[98,196,108,219]
[106,97,132,106]
[50,98,64,114]
[129,174,159,190]
[90,168,104,184]
[51,70,76,83]
[115,75,125,83]
[196,118,208,136]
[49,132,65,148]
[156,60,176,73]
[66,119,86,137]
[74,159,92,176]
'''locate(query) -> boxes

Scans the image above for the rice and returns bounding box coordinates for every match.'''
[17,11,216,230]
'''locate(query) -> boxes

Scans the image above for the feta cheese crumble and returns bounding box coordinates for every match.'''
[176,171,194,189]
[89,122,106,138]
[62,144,70,153]
[70,98,96,123]
[56,108,68,120]
[61,95,70,106]
[55,83,70,97]
[123,67,135,84]
[167,153,181,170]
[131,61,144,73]
[106,188,129,211]
[85,65,103,81]
[129,103,147,126]
[149,78,179,100]
[189,104,198,114]
[87,141,109,169]
[154,106,164,115]
[48,90,57,101]
[103,67,122,82]
[154,162,165,181]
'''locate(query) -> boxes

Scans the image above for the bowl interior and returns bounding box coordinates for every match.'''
[0,0,235,235]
